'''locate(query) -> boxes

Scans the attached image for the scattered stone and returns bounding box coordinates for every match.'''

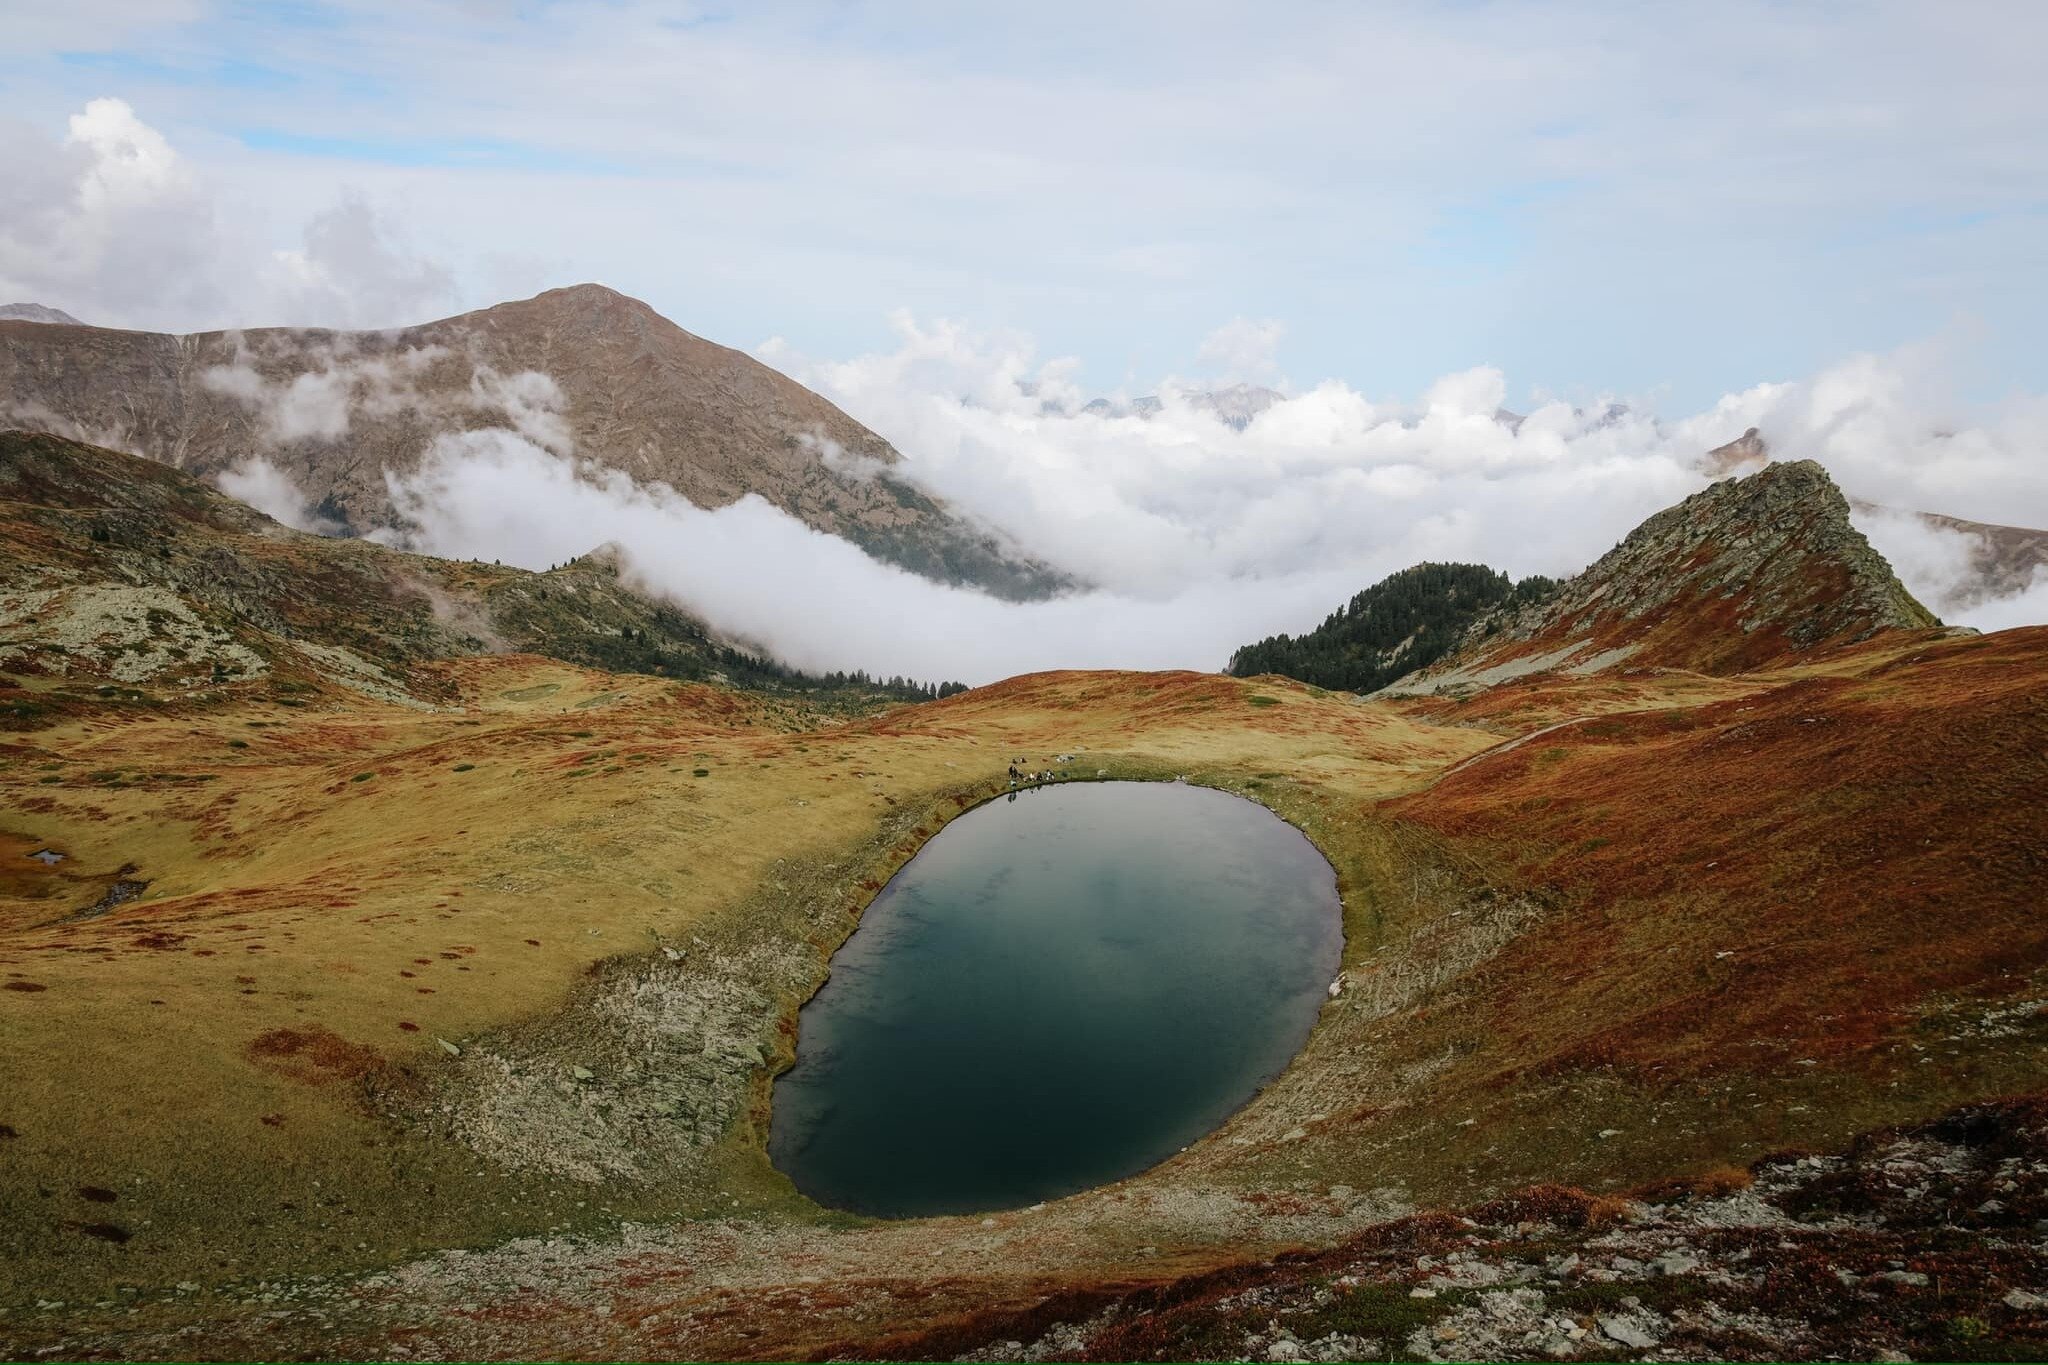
[1597,1314,1658,1350]
[436,1038,461,1057]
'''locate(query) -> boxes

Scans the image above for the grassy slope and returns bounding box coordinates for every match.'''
[1,433,2043,1355]
[1,622,2043,1358]
[0,664,1486,1311]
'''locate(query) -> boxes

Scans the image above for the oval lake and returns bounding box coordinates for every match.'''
[769,780,1344,1217]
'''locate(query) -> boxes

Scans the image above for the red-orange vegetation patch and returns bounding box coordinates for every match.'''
[245,1026,382,1086]
[3,980,48,992]
[1388,633,2048,1080]
[1471,1184,1630,1230]
[1632,1163,1755,1204]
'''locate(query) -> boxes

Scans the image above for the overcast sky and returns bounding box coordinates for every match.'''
[3,1,2045,412]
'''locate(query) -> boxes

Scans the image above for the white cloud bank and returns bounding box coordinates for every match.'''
[364,318,2048,687]
[214,457,339,534]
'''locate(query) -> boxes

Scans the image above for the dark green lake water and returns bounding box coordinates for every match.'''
[769,781,1343,1217]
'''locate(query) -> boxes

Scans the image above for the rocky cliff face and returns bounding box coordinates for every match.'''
[0,285,1068,599]
[1698,429,2048,612]
[1383,460,1939,695]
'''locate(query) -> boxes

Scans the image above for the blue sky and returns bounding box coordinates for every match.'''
[2,1,2045,411]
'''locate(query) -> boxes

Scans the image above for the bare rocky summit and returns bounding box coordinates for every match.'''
[1701,427,2048,611]
[1384,460,1939,696]
[0,303,83,326]
[0,285,1067,599]
[1701,424,1770,476]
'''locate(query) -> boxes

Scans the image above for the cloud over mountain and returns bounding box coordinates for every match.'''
[373,315,2048,686]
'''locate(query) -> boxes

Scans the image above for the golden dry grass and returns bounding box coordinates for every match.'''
[0,660,1485,1307]
[2,630,2044,1358]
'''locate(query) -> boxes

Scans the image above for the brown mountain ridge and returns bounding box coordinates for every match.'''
[1382,459,1942,696]
[0,285,1069,600]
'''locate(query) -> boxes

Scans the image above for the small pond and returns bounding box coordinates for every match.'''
[769,780,1343,1217]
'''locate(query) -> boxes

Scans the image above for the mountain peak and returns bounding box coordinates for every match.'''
[521,281,651,312]
[0,287,1072,601]
[1384,458,1940,695]
[1703,425,1770,475]
[0,302,84,326]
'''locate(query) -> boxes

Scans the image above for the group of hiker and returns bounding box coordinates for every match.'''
[1006,754,1075,786]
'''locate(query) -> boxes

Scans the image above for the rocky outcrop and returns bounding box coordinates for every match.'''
[0,429,905,702]
[0,285,1068,599]
[1383,460,1938,695]
[919,1094,2048,1364]
[1698,429,2048,612]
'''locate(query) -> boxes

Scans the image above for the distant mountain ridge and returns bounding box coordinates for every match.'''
[0,303,83,325]
[1227,563,1557,693]
[1382,459,1940,696]
[1071,382,1284,430]
[0,285,1069,600]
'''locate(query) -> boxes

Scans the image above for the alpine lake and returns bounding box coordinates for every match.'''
[769,780,1344,1217]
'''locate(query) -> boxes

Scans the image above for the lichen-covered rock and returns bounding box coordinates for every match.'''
[1385,460,1940,695]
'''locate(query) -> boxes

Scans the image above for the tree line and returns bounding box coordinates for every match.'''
[1227,561,1558,694]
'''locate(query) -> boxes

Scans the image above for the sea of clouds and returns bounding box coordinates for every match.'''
[7,98,2044,685]
[342,317,2044,684]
